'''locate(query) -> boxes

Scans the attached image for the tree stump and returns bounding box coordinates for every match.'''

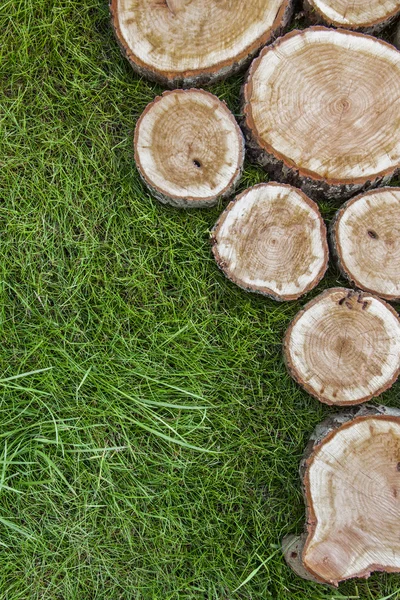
[134,89,245,208]
[283,404,400,586]
[331,187,400,301]
[110,0,294,87]
[304,0,400,33]
[243,27,400,202]
[211,183,328,301]
[283,288,400,405]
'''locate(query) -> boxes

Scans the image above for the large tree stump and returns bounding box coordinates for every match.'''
[304,0,400,33]
[243,27,400,202]
[110,0,294,88]
[134,89,245,208]
[331,187,400,301]
[283,288,400,405]
[211,183,328,301]
[283,404,400,586]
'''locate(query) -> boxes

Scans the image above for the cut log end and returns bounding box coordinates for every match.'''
[110,0,294,87]
[331,187,400,300]
[285,406,400,586]
[304,0,400,33]
[134,89,244,208]
[243,27,400,202]
[283,288,400,405]
[211,183,328,301]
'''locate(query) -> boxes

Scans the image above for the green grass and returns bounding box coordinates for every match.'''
[0,1,399,598]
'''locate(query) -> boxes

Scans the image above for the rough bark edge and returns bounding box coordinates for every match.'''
[304,0,400,34]
[110,0,295,88]
[134,89,245,209]
[395,20,400,49]
[330,187,400,301]
[283,287,400,405]
[283,406,400,586]
[242,27,400,202]
[210,182,329,301]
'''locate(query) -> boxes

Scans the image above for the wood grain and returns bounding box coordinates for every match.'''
[283,288,400,405]
[243,27,400,201]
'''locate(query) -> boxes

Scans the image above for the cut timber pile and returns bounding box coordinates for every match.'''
[134,90,244,208]
[304,0,400,33]
[243,27,400,202]
[331,188,400,301]
[283,405,400,586]
[110,0,294,87]
[283,288,400,405]
[211,183,328,301]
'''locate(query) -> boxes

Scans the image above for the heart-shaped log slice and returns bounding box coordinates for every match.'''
[283,405,400,585]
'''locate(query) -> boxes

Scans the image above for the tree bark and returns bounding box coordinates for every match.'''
[110,0,294,88]
[242,27,400,202]
[211,183,328,301]
[134,89,244,208]
[283,287,400,405]
[304,0,400,33]
[395,19,400,49]
[330,187,400,301]
[283,404,400,586]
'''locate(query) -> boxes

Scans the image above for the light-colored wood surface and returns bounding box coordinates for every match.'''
[284,288,400,405]
[243,27,400,201]
[211,183,328,301]
[111,0,293,86]
[304,415,400,584]
[134,89,244,208]
[305,0,400,31]
[332,188,400,300]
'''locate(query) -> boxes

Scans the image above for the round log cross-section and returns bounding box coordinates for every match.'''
[211,183,328,301]
[304,0,400,33]
[110,0,294,87]
[283,288,400,405]
[331,187,400,301]
[243,27,400,202]
[283,405,400,586]
[134,90,245,208]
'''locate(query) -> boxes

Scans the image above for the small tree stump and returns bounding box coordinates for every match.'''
[110,0,294,87]
[211,183,328,301]
[243,27,400,202]
[283,404,400,586]
[331,187,400,301]
[283,288,400,405]
[304,0,400,33]
[134,90,244,208]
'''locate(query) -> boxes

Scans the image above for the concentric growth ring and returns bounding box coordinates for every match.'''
[134,89,245,208]
[243,27,400,201]
[304,0,400,32]
[111,0,294,87]
[331,188,400,301]
[211,183,328,301]
[303,414,400,585]
[283,288,400,405]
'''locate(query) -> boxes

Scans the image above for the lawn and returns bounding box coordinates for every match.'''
[1,1,400,598]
